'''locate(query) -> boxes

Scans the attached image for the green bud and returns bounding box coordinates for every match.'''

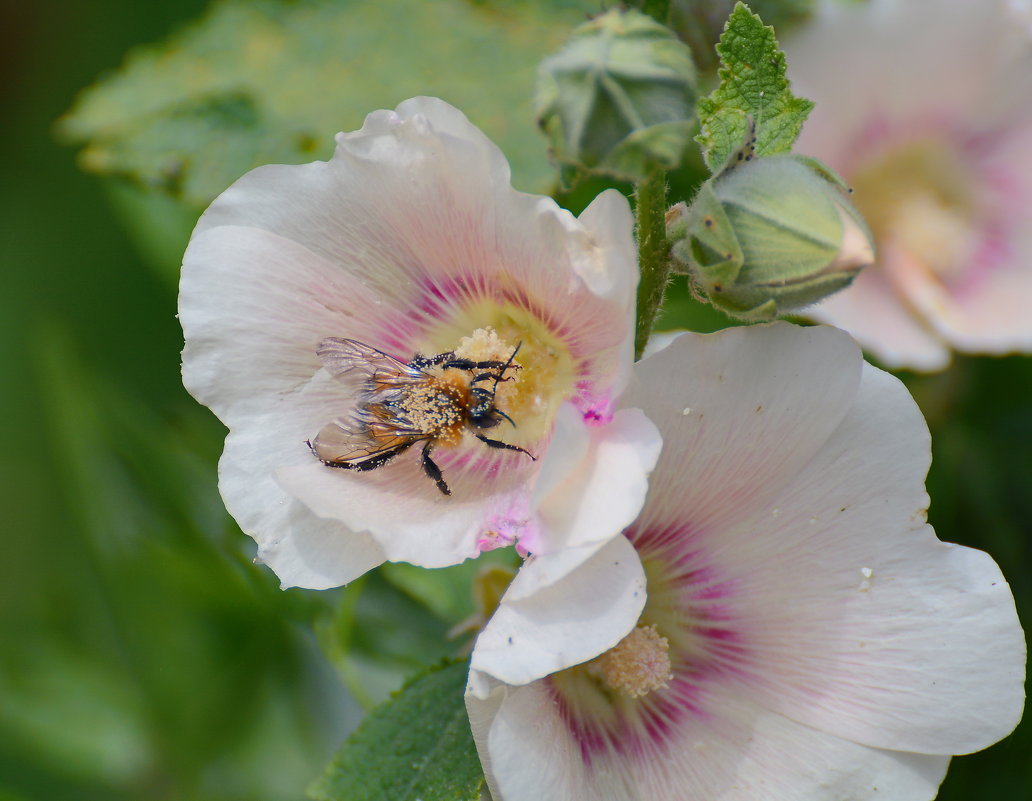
[668,152,875,321]
[535,7,697,184]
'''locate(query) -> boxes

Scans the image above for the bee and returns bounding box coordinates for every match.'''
[308,338,535,496]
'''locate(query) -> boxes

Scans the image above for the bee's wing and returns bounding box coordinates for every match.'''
[317,338,426,391]
[311,414,418,465]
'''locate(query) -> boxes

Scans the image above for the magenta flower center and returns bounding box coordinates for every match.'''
[547,522,745,764]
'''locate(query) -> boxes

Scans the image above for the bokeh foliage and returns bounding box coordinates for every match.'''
[3,0,1029,799]
[57,0,600,207]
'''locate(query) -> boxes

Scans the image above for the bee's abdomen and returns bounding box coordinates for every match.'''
[396,381,467,443]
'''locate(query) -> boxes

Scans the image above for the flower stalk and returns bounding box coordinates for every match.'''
[634,164,671,359]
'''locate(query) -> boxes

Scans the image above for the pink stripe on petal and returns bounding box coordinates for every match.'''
[545,521,759,767]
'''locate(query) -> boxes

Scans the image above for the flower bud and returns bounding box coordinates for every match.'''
[668,153,874,321]
[535,7,697,184]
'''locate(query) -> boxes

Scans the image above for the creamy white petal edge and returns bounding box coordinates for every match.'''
[180,97,643,587]
[467,323,1024,800]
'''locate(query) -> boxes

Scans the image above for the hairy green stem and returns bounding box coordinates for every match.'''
[634,165,671,360]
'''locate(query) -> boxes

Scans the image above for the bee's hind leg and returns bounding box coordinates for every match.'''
[421,442,451,496]
[474,434,536,461]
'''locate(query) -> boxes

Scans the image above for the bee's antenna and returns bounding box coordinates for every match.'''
[489,341,522,400]
[494,408,517,428]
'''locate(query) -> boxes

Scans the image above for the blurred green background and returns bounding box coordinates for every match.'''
[1,1,1029,799]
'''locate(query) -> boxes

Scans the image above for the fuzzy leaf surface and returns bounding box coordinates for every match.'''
[309,661,483,801]
[696,2,813,172]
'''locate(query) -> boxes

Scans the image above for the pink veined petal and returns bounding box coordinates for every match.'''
[180,225,389,423]
[273,369,536,568]
[627,340,1024,755]
[789,0,1032,157]
[699,364,1026,755]
[471,535,646,687]
[274,454,525,569]
[882,236,1032,358]
[617,323,863,538]
[468,677,949,801]
[915,117,1032,352]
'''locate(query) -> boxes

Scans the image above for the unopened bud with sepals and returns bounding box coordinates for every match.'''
[536,7,697,185]
[668,141,875,322]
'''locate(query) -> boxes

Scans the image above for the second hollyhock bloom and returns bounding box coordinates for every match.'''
[786,0,1032,370]
[467,323,1025,801]
[180,97,659,589]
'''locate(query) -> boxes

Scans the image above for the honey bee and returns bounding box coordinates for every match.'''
[308,338,534,496]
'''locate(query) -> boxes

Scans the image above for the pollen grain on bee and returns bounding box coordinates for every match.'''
[396,380,467,442]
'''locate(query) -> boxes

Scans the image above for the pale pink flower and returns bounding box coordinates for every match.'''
[786,0,1032,370]
[179,97,659,589]
[467,323,1025,801]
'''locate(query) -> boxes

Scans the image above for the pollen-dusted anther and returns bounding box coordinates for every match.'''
[453,327,521,373]
[596,623,672,698]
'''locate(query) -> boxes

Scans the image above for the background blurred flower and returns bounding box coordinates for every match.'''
[180,97,656,590]
[786,0,1032,371]
[467,324,1025,801]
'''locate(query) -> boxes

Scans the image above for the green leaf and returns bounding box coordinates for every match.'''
[309,661,483,801]
[57,0,596,207]
[695,2,814,172]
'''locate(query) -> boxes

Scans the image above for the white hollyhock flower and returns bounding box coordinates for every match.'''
[467,323,1025,801]
[180,97,659,589]
[785,0,1032,371]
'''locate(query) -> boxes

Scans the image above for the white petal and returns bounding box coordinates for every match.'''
[217,372,386,589]
[621,324,863,537]
[528,406,662,556]
[705,363,1026,755]
[275,459,518,569]
[467,678,949,801]
[180,226,390,423]
[574,189,639,303]
[470,535,646,686]
[571,188,639,397]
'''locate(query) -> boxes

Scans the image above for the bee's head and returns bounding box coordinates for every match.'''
[467,386,506,428]
[467,342,522,428]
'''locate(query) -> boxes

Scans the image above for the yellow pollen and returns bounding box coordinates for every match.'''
[397,382,463,440]
[451,326,524,427]
[453,327,518,366]
[423,309,577,446]
[597,624,673,699]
